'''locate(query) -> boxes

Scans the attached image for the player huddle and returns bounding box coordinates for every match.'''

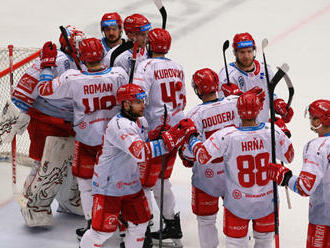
[0,10,329,248]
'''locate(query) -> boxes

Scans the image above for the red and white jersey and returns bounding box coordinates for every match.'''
[288,134,330,226]
[133,57,186,129]
[93,114,168,197]
[185,96,240,197]
[37,67,128,146]
[218,60,274,122]
[102,47,148,77]
[12,50,83,121]
[190,123,294,219]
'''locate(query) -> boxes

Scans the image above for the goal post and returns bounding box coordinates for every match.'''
[0,45,40,167]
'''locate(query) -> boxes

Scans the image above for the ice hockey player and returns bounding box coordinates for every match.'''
[36,37,129,240]
[187,91,294,248]
[102,13,151,75]
[133,28,186,247]
[79,83,196,248]
[0,25,85,227]
[179,68,239,248]
[267,99,330,248]
[218,32,294,124]
[100,12,125,54]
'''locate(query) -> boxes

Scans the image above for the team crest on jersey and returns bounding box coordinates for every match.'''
[238,76,245,88]
[204,168,214,178]
[232,189,242,199]
[129,140,144,159]
[64,59,70,70]
[260,72,265,80]
[79,121,87,129]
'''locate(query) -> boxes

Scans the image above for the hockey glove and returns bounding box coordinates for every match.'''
[267,163,292,186]
[274,98,294,123]
[40,41,57,69]
[178,146,195,168]
[272,117,291,138]
[161,118,197,151]
[148,123,171,141]
[246,86,266,105]
[221,83,243,97]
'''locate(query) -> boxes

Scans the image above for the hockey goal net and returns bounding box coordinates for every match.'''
[0,46,40,166]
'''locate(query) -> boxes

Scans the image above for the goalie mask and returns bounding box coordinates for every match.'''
[59,25,86,57]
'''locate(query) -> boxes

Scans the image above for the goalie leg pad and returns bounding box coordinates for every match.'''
[0,100,30,144]
[80,228,112,248]
[20,136,74,227]
[197,214,219,248]
[192,186,219,216]
[153,178,175,220]
[77,177,93,220]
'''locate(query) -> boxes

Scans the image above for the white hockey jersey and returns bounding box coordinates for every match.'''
[189,123,294,219]
[133,57,186,130]
[92,114,168,197]
[218,60,274,122]
[288,133,330,226]
[37,67,128,146]
[102,46,148,77]
[12,50,83,121]
[185,96,240,197]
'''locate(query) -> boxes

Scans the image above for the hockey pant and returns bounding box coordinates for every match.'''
[192,186,220,248]
[306,223,330,248]
[20,136,82,227]
[224,208,274,248]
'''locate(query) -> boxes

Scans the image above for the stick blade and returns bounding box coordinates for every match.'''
[262,38,269,52]
[279,63,290,73]
[223,40,230,51]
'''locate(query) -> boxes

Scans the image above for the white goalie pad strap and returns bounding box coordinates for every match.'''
[0,100,30,144]
[21,136,75,227]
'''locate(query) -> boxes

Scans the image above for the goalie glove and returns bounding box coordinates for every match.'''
[40,41,57,69]
[267,163,292,186]
[0,100,30,144]
[274,98,294,123]
[161,118,197,151]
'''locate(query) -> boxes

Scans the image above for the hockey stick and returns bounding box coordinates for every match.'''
[262,38,290,248]
[59,26,82,71]
[276,66,294,210]
[8,45,18,197]
[153,0,167,29]
[222,40,231,86]
[159,104,168,248]
[128,42,139,84]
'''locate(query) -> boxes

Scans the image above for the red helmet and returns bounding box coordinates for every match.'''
[237,92,263,120]
[148,28,171,54]
[308,99,330,126]
[59,25,86,56]
[192,68,219,96]
[233,32,255,50]
[117,84,147,104]
[124,14,151,34]
[101,12,122,30]
[78,38,104,63]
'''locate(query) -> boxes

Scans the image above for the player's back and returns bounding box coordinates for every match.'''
[187,96,240,197]
[66,67,128,146]
[216,123,291,219]
[134,57,185,129]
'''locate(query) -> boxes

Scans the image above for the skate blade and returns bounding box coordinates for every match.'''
[152,239,183,248]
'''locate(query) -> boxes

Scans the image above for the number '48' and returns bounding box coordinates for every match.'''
[236,152,270,188]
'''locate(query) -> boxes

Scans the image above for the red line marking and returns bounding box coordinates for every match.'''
[0,196,14,208]
[269,4,330,46]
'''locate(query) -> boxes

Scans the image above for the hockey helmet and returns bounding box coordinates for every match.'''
[101,12,122,30]
[237,92,263,120]
[78,38,104,63]
[148,28,171,54]
[124,14,151,34]
[233,32,256,50]
[117,84,147,104]
[308,99,330,126]
[192,68,219,96]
